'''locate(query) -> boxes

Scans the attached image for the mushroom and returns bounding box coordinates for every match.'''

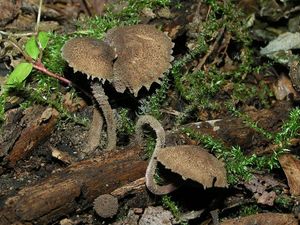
[93,194,119,218]
[136,115,228,195]
[61,24,173,152]
[61,37,117,152]
[104,24,174,95]
[135,115,179,195]
[156,145,228,189]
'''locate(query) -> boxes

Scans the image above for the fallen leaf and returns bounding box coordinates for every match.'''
[272,75,298,100]
[279,154,300,196]
[260,32,300,55]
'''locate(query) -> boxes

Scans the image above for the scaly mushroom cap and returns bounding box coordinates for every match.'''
[105,24,174,96]
[61,37,116,81]
[156,145,228,189]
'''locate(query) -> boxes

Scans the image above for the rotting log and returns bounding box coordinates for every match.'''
[0,144,147,225]
[179,101,292,154]
[5,107,59,167]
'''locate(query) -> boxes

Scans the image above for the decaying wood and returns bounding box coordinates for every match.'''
[111,177,146,198]
[0,108,24,157]
[0,144,147,225]
[181,101,292,153]
[220,212,298,225]
[6,107,59,167]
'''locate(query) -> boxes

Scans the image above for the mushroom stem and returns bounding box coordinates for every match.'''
[136,115,179,195]
[91,81,117,151]
[80,108,104,158]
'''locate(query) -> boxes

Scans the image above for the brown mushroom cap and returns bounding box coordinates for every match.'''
[61,37,116,81]
[93,194,118,218]
[156,145,228,189]
[104,24,174,96]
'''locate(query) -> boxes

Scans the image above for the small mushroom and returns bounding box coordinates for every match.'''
[61,37,117,152]
[62,24,173,153]
[136,115,228,195]
[104,24,174,95]
[157,145,228,189]
[93,194,118,218]
[136,115,179,195]
[61,37,115,80]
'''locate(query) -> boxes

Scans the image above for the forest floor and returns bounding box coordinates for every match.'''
[0,0,300,224]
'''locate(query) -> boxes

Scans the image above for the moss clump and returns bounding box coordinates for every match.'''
[77,0,172,38]
[228,204,261,218]
[117,108,135,136]
[138,75,170,119]
[0,94,6,123]
[162,195,188,225]
[274,193,293,210]
[172,0,270,122]
[43,33,68,74]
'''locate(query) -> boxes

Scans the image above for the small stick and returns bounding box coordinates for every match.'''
[35,0,43,33]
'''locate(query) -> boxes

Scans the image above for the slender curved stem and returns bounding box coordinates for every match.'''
[91,82,117,151]
[136,115,179,195]
[80,108,104,159]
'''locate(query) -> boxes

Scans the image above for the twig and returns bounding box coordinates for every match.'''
[35,0,43,32]
[7,39,34,63]
[193,27,225,72]
[0,31,36,38]
[32,62,72,86]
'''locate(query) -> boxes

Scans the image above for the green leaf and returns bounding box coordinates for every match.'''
[6,63,33,86]
[25,37,39,60]
[38,32,49,49]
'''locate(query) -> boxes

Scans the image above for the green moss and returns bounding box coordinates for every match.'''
[77,0,172,38]
[18,72,89,126]
[275,194,293,210]
[144,135,157,159]
[138,75,170,119]
[161,195,188,225]
[162,195,180,217]
[238,204,260,217]
[274,107,300,147]
[171,0,270,123]
[43,33,68,74]
[228,105,300,153]
[117,108,135,135]
[228,104,274,141]
[0,94,5,123]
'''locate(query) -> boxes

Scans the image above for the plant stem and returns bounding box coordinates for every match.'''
[32,62,72,86]
[35,0,43,32]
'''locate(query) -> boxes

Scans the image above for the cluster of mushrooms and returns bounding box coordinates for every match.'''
[62,24,228,217]
[61,24,174,152]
